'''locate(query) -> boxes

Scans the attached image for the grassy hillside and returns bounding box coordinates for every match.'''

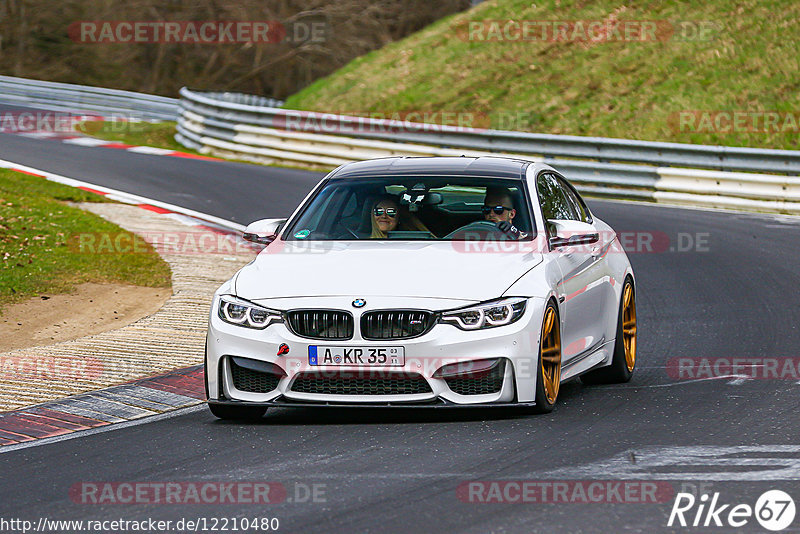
[285,0,800,150]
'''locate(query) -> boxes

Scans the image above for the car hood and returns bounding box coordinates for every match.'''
[234,240,542,302]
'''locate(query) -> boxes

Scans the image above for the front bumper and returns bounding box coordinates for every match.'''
[206,295,546,406]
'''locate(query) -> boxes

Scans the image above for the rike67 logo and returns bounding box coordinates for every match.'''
[668,490,796,531]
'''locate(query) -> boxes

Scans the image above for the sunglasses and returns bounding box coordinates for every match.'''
[481,205,513,215]
[374,207,398,218]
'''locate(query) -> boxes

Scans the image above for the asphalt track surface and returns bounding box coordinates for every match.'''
[2,107,800,533]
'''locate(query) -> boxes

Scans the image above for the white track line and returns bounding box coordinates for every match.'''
[62,137,112,147]
[126,145,175,155]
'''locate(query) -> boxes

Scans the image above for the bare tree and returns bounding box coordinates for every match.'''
[0,0,470,98]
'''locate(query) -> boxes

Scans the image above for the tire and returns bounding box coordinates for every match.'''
[581,278,637,385]
[530,301,562,414]
[208,403,267,421]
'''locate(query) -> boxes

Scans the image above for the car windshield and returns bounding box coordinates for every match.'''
[283,176,535,241]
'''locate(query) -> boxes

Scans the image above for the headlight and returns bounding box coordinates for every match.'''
[218,296,283,329]
[440,298,527,330]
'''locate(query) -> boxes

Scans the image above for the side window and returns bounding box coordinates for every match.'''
[537,172,576,221]
[555,176,590,223]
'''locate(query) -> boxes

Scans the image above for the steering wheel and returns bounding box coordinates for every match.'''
[444,220,507,239]
[343,226,361,239]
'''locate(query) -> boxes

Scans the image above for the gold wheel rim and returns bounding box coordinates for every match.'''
[622,284,637,372]
[540,306,561,404]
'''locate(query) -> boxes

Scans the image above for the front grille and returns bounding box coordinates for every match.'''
[230,359,282,393]
[291,371,432,395]
[286,310,353,340]
[360,310,435,340]
[444,360,506,396]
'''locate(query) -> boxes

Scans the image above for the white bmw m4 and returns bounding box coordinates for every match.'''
[206,156,637,419]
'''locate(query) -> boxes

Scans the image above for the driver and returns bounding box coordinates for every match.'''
[483,187,521,238]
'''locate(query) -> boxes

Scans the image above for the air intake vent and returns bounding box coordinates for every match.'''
[360,310,435,340]
[291,371,432,395]
[286,310,353,340]
[229,358,282,393]
[444,360,506,396]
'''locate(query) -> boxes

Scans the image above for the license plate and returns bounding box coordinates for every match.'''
[308,346,405,366]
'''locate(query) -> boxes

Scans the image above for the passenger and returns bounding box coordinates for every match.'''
[369,195,434,238]
[370,197,400,238]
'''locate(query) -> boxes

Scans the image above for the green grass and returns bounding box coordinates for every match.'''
[0,169,171,311]
[284,0,800,150]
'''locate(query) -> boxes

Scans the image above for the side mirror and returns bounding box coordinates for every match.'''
[242,218,287,245]
[548,220,599,248]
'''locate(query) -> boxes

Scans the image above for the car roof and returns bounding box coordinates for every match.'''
[329,156,531,180]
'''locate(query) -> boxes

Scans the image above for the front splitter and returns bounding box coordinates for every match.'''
[208,396,536,409]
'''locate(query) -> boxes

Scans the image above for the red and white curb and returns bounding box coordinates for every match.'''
[0,157,245,233]
[16,130,221,161]
[0,366,206,449]
[2,113,221,162]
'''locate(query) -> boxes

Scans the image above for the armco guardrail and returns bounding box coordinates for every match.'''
[0,75,179,120]
[176,87,800,214]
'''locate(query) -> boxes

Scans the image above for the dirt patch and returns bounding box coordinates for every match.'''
[0,283,170,352]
